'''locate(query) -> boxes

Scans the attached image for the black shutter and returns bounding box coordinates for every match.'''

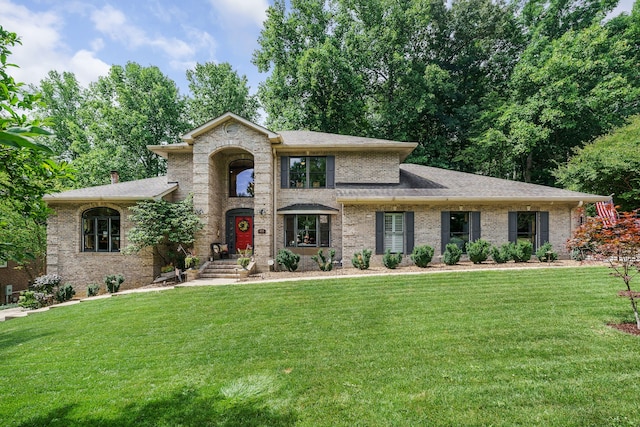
[508,212,518,243]
[538,211,549,247]
[441,211,450,254]
[405,211,414,254]
[375,212,384,255]
[470,212,481,242]
[280,156,289,188]
[326,156,335,188]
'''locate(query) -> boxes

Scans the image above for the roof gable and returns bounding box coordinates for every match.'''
[182,112,281,144]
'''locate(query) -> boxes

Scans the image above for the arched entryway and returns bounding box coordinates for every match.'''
[226,208,254,254]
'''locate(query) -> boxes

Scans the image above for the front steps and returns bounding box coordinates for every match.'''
[199,259,246,279]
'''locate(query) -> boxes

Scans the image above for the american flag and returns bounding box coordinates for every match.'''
[595,200,618,227]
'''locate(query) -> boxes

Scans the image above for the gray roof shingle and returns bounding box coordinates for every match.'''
[336,164,608,203]
[44,176,177,203]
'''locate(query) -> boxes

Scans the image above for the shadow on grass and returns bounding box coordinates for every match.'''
[0,328,52,351]
[17,387,297,427]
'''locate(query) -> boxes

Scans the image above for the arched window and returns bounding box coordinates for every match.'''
[229,159,254,197]
[82,207,120,252]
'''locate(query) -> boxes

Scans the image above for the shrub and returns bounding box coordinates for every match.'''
[467,239,491,264]
[54,284,75,303]
[351,249,372,270]
[410,244,434,268]
[512,241,533,262]
[536,242,558,263]
[311,249,336,271]
[32,274,62,294]
[382,249,402,269]
[87,283,101,297]
[104,274,125,293]
[491,244,512,264]
[18,291,40,309]
[276,249,300,272]
[443,243,463,265]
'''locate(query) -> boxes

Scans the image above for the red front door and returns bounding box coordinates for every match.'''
[235,216,253,252]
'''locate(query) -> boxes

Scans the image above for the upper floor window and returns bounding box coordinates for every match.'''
[82,207,120,252]
[229,159,254,197]
[280,156,335,189]
[285,214,330,247]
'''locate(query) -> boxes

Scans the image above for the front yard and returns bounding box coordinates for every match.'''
[1,267,639,426]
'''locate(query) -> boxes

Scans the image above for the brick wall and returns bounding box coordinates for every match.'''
[336,152,399,184]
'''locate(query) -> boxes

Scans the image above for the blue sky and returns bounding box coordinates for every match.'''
[3,0,636,99]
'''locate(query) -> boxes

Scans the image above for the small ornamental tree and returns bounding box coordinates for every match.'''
[567,210,640,329]
[125,193,204,267]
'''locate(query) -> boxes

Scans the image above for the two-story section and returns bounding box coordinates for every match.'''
[45,112,609,290]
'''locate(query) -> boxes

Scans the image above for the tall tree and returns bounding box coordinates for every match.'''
[555,115,640,211]
[185,62,259,125]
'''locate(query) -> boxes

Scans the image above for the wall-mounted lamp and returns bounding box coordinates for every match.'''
[259,208,266,215]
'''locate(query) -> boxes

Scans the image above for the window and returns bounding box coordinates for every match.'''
[385,213,404,253]
[82,207,120,252]
[440,211,480,254]
[508,211,549,250]
[285,214,330,247]
[229,159,254,197]
[376,211,414,254]
[280,156,335,189]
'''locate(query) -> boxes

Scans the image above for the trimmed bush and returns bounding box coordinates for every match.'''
[87,283,101,297]
[351,249,372,270]
[410,244,434,268]
[443,243,463,265]
[276,249,300,272]
[491,244,512,264]
[382,249,402,269]
[105,274,125,293]
[536,242,558,263]
[467,239,491,264]
[54,284,75,303]
[18,291,40,309]
[311,249,336,271]
[512,241,533,262]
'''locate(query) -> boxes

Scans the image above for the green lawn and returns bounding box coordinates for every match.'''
[2,267,640,426]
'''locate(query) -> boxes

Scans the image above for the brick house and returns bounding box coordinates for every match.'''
[44,112,608,290]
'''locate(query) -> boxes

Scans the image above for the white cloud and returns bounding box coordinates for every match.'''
[209,0,269,27]
[90,4,196,59]
[0,0,109,88]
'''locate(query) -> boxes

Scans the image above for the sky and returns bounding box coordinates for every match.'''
[2,0,637,98]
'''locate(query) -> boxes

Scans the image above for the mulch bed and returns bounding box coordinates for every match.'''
[608,323,640,336]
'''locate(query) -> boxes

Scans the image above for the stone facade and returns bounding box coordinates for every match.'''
[45,113,606,290]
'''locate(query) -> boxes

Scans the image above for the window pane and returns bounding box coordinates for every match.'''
[229,160,254,197]
[289,157,306,188]
[110,218,120,252]
[298,215,316,246]
[450,212,469,252]
[83,218,95,251]
[384,213,404,253]
[319,215,329,246]
[285,216,296,247]
[309,157,326,188]
[517,212,536,246]
[97,219,109,251]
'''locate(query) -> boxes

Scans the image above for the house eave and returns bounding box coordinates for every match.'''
[275,142,416,161]
[335,195,611,205]
[147,143,192,159]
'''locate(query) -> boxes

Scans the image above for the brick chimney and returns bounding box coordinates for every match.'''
[110,170,119,184]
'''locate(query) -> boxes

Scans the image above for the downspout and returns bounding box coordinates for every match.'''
[272,147,278,268]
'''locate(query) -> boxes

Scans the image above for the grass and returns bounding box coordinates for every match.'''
[1,266,640,426]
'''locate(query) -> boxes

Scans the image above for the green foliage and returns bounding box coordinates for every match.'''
[555,115,640,211]
[185,62,259,125]
[125,193,204,265]
[491,244,513,264]
[104,274,124,293]
[410,244,435,268]
[512,241,534,263]
[536,242,558,263]
[311,248,336,271]
[18,290,40,309]
[237,257,251,270]
[32,274,62,294]
[276,249,300,272]
[87,283,101,297]
[54,284,75,303]
[443,243,463,265]
[382,249,402,269]
[184,255,200,270]
[467,239,491,264]
[351,249,372,270]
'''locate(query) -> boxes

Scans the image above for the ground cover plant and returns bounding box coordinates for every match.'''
[2,267,640,426]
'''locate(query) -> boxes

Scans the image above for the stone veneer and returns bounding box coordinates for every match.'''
[341,203,580,267]
[46,201,156,294]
